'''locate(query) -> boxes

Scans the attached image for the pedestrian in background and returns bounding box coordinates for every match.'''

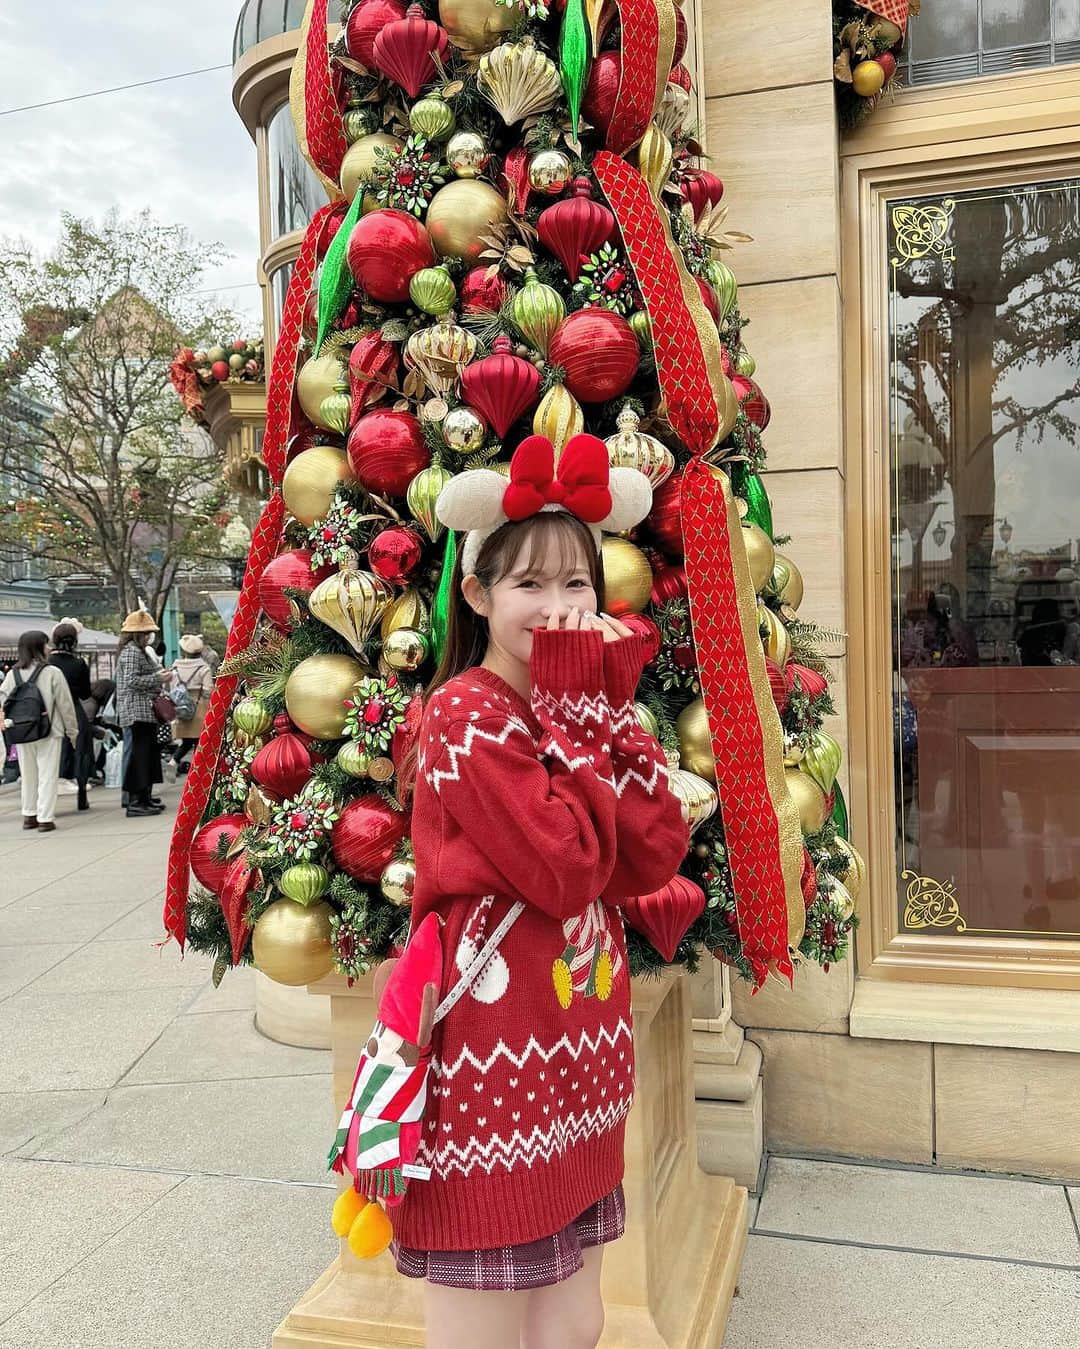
[115,610,171,818]
[49,621,94,811]
[171,633,214,775]
[0,630,79,831]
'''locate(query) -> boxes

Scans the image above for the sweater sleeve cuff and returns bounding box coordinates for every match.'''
[529,628,605,698]
[603,635,649,707]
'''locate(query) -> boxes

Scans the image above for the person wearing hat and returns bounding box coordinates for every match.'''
[49,621,94,811]
[115,610,171,817]
[171,634,214,774]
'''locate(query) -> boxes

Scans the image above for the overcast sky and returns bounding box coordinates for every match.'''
[0,3,263,330]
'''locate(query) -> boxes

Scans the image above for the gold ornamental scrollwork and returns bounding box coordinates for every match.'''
[890,198,955,271]
[901,869,967,933]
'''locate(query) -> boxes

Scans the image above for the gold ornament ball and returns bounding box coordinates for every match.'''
[285,653,367,738]
[296,355,349,429]
[741,522,776,594]
[760,604,792,668]
[382,626,428,672]
[445,130,490,179]
[832,836,866,901]
[282,447,357,527]
[771,552,804,611]
[831,877,856,922]
[380,858,417,907]
[381,587,429,639]
[675,696,716,783]
[785,768,829,834]
[667,762,718,833]
[528,148,572,196]
[852,59,886,97]
[438,0,516,54]
[340,133,403,205]
[426,180,509,264]
[442,405,488,454]
[600,537,653,615]
[251,899,335,987]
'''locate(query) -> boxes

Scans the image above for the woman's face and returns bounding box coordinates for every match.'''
[466,530,598,668]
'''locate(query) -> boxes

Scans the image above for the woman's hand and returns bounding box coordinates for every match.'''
[589,612,635,645]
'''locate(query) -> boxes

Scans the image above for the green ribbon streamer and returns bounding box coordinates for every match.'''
[314,191,364,355]
[730,462,774,539]
[430,530,457,665]
[559,0,589,139]
[831,780,849,841]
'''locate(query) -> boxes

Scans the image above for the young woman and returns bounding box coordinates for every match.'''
[49,621,94,810]
[392,436,688,1349]
[115,610,171,817]
[171,633,215,774]
[0,629,79,831]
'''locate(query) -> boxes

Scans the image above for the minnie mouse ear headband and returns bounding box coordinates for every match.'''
[436,433,653,577]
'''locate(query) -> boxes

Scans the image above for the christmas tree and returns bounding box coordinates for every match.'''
[165,0,862,993]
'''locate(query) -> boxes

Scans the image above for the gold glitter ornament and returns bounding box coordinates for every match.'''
[509,267,565,355]
[604,405,674,488]
[637,123,673,198]
[380,857,417,906]
[442,405,488,454]
[445,130,490,179]
[478,38,561,125]
[382,626,428,672]
[528,148,572,196]
[307,556,392,653]
[409,91,456,141]
[532,382,584,458]
[405,313,477,395]
[601,537,652,614]
[406,463,454,541]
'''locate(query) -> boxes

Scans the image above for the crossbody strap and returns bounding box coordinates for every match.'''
[433,900,526,1025]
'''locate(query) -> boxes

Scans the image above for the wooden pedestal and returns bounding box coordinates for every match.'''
[273,969,747,1348]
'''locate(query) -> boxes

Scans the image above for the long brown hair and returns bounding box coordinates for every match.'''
[429,512,606,693]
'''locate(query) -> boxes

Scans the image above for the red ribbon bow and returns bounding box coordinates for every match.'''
[502,433,612,524]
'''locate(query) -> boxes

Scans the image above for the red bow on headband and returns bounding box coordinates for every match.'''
[503,434,612,524]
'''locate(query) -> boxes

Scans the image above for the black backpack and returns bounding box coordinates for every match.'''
[3,667,51,746]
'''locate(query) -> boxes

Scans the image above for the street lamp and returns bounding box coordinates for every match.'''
[997,517,1013,547]
[222,516,252,588]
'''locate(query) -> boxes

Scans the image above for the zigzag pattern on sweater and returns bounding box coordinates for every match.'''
[532,687,609,731]
[430,1017,633,1080]
[416,1097,634,1178]
[426,714,535,794]
[613,751,669,800]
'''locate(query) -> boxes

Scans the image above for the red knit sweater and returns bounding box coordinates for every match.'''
[394,628,688,1251]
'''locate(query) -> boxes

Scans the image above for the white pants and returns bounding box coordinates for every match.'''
[16,736,63,824]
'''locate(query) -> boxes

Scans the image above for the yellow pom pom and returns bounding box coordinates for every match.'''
[332,1187,369,1238]
[348,1199,395,1259]
[552,957,573,1009]
[594,951,614,1001]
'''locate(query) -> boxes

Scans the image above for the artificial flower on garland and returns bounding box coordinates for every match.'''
[265,794,341,862]
[343,675,410,756]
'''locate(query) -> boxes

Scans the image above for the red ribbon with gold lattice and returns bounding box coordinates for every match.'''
[606,0,675,154]
[163,204,341,949]
[863,0,909,31]
[594,152,804,986]
[289,0,348,200]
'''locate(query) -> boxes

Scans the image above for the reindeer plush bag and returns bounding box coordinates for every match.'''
[327,902,524,1219]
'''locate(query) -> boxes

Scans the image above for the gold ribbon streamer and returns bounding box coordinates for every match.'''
[290,0,346,202]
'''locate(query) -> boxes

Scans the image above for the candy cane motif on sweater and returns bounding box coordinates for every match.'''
[552,899,623,1008]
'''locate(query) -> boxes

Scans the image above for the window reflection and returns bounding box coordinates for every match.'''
[267,101,327,240]
[271,261,295,331]
[889,179,1080,940]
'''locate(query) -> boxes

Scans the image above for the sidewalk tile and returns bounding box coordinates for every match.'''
[0,987,197,1091]
[19,939,214,997]
[96,898,169,941]
[30,1075,336,1185]
[0,943,82,1001]
[182,964,257,1014]
[756,1158,1080,1265]
[0,1091,106,1156]
[0,1174,337,1349]
[0,896,142,945]
[725,1234,1080,1349]
[0,1157,181,1323]
[118,1008,331,1085]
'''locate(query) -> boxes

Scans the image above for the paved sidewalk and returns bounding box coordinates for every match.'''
[2,780,1079,1347]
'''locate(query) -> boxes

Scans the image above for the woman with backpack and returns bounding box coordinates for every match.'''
[49,621,94,811]
[0,629,79,831]
[171,634,214,775]
[115,610,171,818]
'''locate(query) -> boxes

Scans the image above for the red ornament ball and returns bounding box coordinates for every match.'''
[347,209,435,303]
[669,63,692,92]
[332,794,409,881]
[190,814,248,895]
[459,266,508,316]
[547,309,639,404]
[368,525,423,583]
[211,360,229,381]
[620,613,662,663]
[650,562,687,606]
[258,549,336,631]
[786,662,828,702]
[731,373,771,431]
[766,657,789,714]
[251,731,312,800]
[646,470,685,558]
[878,52,898,82]
[695,275,720,324]
[346,409,430,496]
[344,0,407,70]
[673,6,688,64]
[285,424,319,466]
[581,50,621,142]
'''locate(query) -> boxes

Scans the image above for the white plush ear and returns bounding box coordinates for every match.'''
[435,469,509,533]
[601,467,653,534]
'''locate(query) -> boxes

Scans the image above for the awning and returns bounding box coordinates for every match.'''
[0,613,118,650]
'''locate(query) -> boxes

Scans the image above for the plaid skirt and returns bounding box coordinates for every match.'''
[392,1183,626,1291]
